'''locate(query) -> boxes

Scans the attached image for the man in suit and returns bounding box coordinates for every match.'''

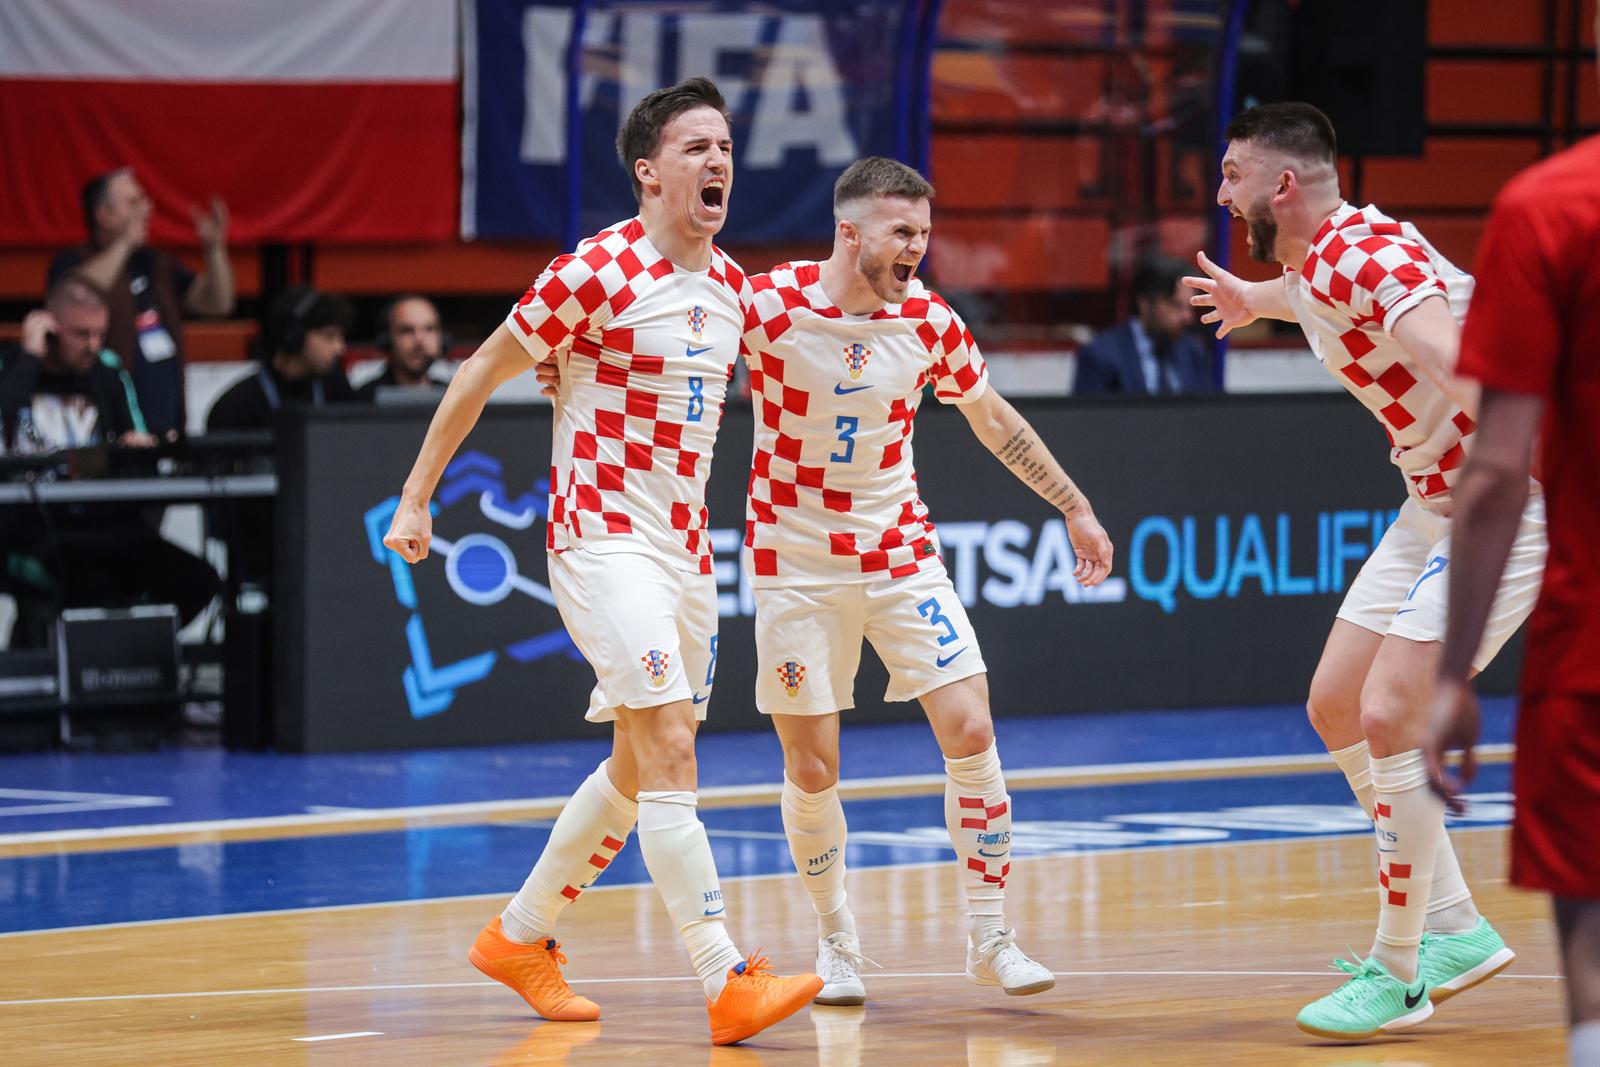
[1074,257,1214,395]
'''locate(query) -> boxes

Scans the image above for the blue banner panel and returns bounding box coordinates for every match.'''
[277,397,1521,752]
[465,0,919,242]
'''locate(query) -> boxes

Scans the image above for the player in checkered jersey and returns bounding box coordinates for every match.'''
[1189,102,1546,1040]
[740,158,1115,1005]
[383,78,820,1045]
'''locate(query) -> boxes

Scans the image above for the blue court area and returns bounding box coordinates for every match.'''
[0,700,1518,933]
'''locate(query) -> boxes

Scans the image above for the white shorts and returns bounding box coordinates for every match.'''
[548,548,718,722]
[1337,491,1547,672]
[753,564,987,716]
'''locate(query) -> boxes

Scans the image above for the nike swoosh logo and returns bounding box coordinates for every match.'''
[1394,608,1417,616]
[703,905,725,916]
[805,860,838,877]
[834,382,872,395]
[935,647,968,668]
[686,345,713,357]
[1404,986,1426,1009]
[977,848,1007,859]
[1377,847,1398,853]
[691,692,710,705]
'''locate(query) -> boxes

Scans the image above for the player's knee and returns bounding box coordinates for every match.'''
[1358,686,1411,755]
[632,721,698,778]
[1305,694,1338,743]
[943,714,995,760]
[784,749,838,794]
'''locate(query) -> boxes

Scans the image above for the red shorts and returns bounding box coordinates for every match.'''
[1511,690,1600,899]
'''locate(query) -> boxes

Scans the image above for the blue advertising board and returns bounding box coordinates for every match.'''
[275,396,1522,752]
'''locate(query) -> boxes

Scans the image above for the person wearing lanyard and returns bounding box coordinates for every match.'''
[205,287,355,592]
[49,167,235,440]
[206,287,356,432]
[0,277,215,646]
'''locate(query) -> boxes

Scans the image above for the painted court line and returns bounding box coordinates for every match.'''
[0,968,1562,1008]
[292,1031,383,1042]
[0,824,1511,940]
[0,746,1513,855]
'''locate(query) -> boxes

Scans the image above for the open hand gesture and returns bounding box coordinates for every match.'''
[1184,251,1257,339]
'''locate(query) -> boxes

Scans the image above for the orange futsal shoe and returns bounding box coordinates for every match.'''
[706,951,824,1046]
[468,917,601,1021]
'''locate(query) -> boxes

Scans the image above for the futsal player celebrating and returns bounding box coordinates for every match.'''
[383,77,821,1046]
[738,158,1114,1004]
[1188,102,1547,1040]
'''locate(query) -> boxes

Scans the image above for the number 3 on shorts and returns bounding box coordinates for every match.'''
[917,597,959,646]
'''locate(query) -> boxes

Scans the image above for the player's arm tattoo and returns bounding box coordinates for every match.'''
[990,424,1080,514]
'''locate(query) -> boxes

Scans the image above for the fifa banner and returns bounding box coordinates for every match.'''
[462,0,929,242]
[277,397,1521,753]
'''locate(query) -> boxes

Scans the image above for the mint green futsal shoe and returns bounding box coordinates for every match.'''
[1419,917,1516,1004]
[1296,956,1432,1040]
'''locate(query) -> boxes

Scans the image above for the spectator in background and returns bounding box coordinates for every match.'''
[355,294,453,402]
[0,279,215,645]
[49,167,235,438]
[206,286,355,432]
[1074,256,1214,395]
[0,277,153,452]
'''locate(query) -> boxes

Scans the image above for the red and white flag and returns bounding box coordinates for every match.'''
[0,0,458,245]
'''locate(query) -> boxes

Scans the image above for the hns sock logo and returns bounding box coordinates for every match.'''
[777,659,806,697]
[641,649,671,687]
[842,341,871,380]
[686,305,708,339]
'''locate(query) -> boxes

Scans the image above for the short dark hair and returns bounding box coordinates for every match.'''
[1132,256,1190,304]
[1223,102,1337,165]
[267,286,354,357]
[80,167,130,239]
[46,275,108,314]
[833,157,935,214]
[615,77,730,202]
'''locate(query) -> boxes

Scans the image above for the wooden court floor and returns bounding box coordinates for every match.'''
[0,825,1565,1066]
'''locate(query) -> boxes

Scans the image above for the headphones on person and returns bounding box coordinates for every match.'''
[374,295,452,358]
[280,288,320,355]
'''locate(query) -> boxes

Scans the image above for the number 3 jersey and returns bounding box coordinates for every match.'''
[504,217,747,574]
[739,261,990,587]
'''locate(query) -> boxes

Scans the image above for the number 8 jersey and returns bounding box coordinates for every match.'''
[739,261,990,586]
[505,217,747,575]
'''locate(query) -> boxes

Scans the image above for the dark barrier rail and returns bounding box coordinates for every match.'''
[276,395,1519,752]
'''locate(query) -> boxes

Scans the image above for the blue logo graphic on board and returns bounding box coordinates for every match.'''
[365,451,582,720]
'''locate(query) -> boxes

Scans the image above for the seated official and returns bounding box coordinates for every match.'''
[0,279,216,646]
[1074,257,1214,395]
[355,293,453,402]
[207,287,356,431]
[206,287,354,585]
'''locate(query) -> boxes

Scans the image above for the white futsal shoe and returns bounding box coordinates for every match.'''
[965,928,1056,996]
[814,931,875,1005]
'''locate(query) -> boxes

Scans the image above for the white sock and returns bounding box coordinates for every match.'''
[945,742,1010,944]
[636,790,743,999]
[1330,739,1480,934]
[502,759,636,943]
[1571,1021,1600,1067]
[781,777,853,936]
[1369,750,1444,983]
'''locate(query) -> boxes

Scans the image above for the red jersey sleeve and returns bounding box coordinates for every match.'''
[1458,184,1563,399]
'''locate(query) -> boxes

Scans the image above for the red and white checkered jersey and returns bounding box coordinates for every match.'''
[504,217,747,574]
[740,262,988,585]
[1283,202,1477,513]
